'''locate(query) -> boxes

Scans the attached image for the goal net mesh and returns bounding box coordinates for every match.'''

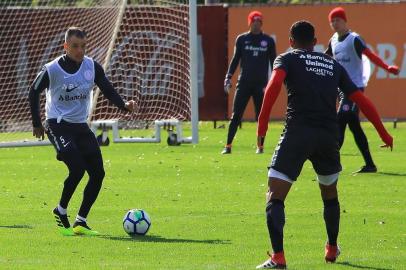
[0,0,191,145]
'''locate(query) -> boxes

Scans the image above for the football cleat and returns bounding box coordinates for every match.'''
[354,165,377,173]
[53,207,74,236]
[221,146,231,154]
[256,251,287,269]
[325,244,341,263]
[256,147,264,154]
[73,221,99,236]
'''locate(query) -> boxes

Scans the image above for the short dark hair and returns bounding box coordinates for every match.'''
[65,27,86,42]
[290,21,315,45]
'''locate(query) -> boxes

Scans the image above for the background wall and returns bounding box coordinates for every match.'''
[227,3,406,120]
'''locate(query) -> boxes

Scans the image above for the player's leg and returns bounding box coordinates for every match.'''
[257,128,308,269]
[319,180,341,263]
[73,129,105,235]
[222,81,251,154]
[347,109,376,172]
[337,97,351,148]
[46,120,86,235]
[253,84,266,154]
[256,176,290,269]
[310,128,342,263]
[337,112,348,148]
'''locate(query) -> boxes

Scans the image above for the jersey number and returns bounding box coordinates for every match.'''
[253,51,259,57]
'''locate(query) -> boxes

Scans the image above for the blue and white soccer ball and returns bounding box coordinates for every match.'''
[123,209,151,236]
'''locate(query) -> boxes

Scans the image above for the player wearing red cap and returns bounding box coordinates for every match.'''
[222,10,276,155]
[326,7,399,173]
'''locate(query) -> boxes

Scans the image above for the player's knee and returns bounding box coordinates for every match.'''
[230,112,242,123]
[89,167,105,182]
[69,167,86,181]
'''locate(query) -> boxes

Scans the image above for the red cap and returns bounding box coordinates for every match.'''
[248,11,263,26]
[328,7,347,22]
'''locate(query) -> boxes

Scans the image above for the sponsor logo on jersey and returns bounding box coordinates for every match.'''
[304,54,335,77]
[244,45,268,52]
[58,93,88,101]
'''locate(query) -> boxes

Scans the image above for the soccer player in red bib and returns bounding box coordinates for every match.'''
[255,21,393,269]
[325,7,399,173]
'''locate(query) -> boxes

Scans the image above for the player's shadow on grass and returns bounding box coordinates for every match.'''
[98,234,231,245]
[377,172,406,177]
[337,261,391,270]
[0,225,33,229]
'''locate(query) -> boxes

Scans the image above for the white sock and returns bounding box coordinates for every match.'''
[57,205,67,215]
[75,215,86,223]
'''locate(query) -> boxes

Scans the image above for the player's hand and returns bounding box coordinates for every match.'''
[224,78,232,94]
[33,126,45,140]
[388,65,400,75]
[125,100,136,112]
[380,133,393,151]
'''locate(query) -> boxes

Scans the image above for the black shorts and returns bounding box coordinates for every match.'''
[45,119,101,159]
[338,97,359,114]
[270,126,341,181]
[338,88,364,114]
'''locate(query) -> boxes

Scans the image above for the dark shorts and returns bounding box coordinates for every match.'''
[338,88,364,114]
[270,126,341,181]
[338,97,359,114]
[45,119,101,160]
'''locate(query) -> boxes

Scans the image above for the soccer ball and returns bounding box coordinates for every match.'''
[123,209,151,236]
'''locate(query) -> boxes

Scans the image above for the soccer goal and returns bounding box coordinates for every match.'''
[0,0,198,148]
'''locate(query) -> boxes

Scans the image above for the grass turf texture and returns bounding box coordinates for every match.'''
[0,122,405,270]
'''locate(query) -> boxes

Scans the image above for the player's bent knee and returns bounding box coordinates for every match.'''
[317,172,339,186]
[89,168,105,182]
[68,168,86,182]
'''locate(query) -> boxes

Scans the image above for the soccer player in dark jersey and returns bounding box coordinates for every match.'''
[221,10,276,155]
[255,21,393,269]
[29,27,135,236]
[325,7,400,173]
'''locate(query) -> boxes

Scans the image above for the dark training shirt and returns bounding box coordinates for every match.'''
[29,54,126,127]
[227,31,276,84]
[274,49,358,129]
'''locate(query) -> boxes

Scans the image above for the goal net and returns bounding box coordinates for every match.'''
[0,0,198,147]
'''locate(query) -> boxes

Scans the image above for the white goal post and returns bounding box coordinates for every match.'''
[0,0,198,148]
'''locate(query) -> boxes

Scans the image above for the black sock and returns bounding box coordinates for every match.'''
[266,199,285,253]
[323,197,340,246]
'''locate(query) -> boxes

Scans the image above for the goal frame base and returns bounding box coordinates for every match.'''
[90,119,192,145]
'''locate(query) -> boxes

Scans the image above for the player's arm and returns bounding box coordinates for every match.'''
[224,36,242,93]
[269,37,277,68]
[94,61,135,112]
[324,40,333,56]
[339,66,393,150]
[28,67,49,140]
[257,68,286,137]
[356,37,399,75]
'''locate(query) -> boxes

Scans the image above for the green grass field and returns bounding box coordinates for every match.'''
[0,122,405,270]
